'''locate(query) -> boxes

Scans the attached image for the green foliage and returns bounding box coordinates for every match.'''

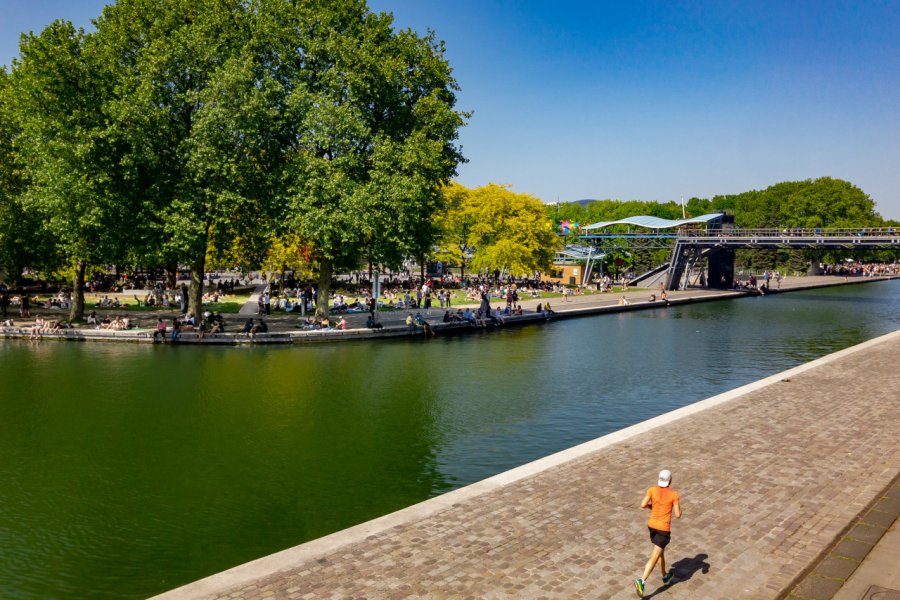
[7,19,133,315]
[437,183,560,277]
[2,0,893,297]
[561,178,893,275]
[570,178,885,231]
[0,68,50,280]
[255,0,467,272]
[686,177,882,229]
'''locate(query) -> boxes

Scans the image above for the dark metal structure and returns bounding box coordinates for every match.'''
[573,213,900,290]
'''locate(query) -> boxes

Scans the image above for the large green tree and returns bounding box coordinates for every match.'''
[250,0,466,319]
[0,67,40,284]
[93,0,265,323]
[9,20,125,319]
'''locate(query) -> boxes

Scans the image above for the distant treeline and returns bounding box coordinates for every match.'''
[553,177,899,274]
[555,177,897,229]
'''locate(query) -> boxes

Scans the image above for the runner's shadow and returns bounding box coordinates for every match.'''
[644,553,710,598]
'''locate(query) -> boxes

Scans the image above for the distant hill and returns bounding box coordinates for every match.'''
[545,199,599,207]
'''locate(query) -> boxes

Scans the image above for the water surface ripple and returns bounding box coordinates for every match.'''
[0,280,898,598]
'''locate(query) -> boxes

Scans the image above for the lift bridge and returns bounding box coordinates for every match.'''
[561,213,900,291]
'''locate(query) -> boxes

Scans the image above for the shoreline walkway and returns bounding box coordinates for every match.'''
[2,275,897,344]
[155,331,900,599]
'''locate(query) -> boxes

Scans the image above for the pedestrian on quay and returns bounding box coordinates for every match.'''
[634,469,681,598]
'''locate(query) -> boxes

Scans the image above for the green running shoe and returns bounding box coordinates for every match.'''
[634,578,645,598]
[663,569,674,584]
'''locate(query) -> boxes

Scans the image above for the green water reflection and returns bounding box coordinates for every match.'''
[0,280,898,598]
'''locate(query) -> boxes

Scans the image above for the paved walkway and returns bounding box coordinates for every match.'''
[155,331,900,599]
[239,284,269,315]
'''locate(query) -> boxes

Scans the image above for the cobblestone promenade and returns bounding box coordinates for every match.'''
[156,331,900,599]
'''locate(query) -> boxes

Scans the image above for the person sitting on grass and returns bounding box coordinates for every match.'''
[87,311,98,325]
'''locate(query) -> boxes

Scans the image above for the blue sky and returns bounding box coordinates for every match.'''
[3,1,899,219]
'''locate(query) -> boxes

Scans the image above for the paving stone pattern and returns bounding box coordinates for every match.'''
[184,333,900,599]
[787,478,900,600]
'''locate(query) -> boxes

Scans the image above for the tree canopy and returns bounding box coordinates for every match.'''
[435,183,560,278]
[560,178,887,231]
[684,177,883,229]
[0,0,893,304]
[0,0,466,321]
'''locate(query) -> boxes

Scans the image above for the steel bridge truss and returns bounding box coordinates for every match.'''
[571,228,900,290]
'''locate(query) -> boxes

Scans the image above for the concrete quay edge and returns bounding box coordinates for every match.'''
[151,328,900,600]
[3,275,897,346]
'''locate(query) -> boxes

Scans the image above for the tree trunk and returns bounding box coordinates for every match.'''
[189,253,206,325]
[419,256,425,283]
[315,257,333,322]
[11,263,24,286]
[165,262,178,290]
[69,260,87,321]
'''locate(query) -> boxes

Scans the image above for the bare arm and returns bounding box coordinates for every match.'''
[673,500,682,519]
[640,492,652,509]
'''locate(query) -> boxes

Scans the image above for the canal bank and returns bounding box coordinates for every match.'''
[1,274,897,344]
[154,330,900,599]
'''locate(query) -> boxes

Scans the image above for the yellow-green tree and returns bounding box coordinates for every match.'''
[436,183,560,279]
[260,232,314,283]
[433,182,475,278]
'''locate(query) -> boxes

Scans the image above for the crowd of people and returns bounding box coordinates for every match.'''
[824,261,899,277]
[3,260,899,341]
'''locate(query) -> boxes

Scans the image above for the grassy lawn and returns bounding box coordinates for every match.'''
[325,286,651,310]
[77,293,251,314]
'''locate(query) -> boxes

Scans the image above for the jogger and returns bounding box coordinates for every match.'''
[634,469,682,597]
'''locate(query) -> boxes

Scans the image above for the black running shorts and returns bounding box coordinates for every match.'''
[649,527,671,549]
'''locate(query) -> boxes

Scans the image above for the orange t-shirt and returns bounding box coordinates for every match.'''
[647,486,680,532]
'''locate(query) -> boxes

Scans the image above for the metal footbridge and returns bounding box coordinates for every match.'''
[566,213,900,290]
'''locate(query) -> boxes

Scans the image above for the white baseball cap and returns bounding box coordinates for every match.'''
[658,469,672,488]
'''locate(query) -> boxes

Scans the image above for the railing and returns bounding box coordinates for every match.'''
[676,227,898,238]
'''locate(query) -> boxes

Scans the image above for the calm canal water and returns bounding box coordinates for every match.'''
[1,280,898,599]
